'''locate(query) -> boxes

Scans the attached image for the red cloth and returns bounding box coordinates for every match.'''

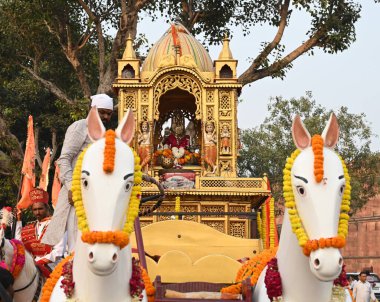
[20,218,52,257]
[36,260,52,278]
[29,188,49,204]
[163,134,190,149]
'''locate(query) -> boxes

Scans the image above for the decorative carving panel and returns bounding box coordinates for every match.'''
[154,74,201,120]
[206,105,214,121]
[219,91,231,117]
[181,205,198,221]
[201,205,225,218]
[157,205,175,221]
[219,160,233,177]
[229,221,246,238]
[141,90,149,103]
[201,221,225,233]
[229,205,247,213]
[206,90,214,103]
[141,105,149,121]
[124,91,137,110]
[200,178,263,188]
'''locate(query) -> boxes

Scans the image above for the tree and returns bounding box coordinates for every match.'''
[238,93,379,214]
[0,0,364,102]
[0,0,374,205]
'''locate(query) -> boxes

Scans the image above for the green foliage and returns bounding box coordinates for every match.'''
[238,93,379,214]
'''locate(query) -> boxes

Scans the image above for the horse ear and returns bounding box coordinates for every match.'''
[87,106,106,142]
[322,113,339,149]
[292,115,311,150]
[115,109,135,144]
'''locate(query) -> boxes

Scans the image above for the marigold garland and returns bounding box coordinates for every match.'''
[103,130,116,173]
[261,203,267,249]
[81,230,130,249]
[221,247,277,294]
[269,197,276,248]
[40,254,74,302]
[311,135,324,183]
[72,145,142,237]
[123,151,142,234]
[72,146,90,232]
[283,147,351,255]
[257,211,262,240]
[141,266,155,302]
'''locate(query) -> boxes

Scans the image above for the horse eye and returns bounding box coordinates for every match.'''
[124,181,133,192]
[296,186,306,196]
[340,185,345,194]
[82,179,89,189]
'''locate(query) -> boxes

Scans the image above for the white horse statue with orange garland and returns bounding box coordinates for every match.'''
[0,208,42,302]
[42,107,150,302]
[252,114,352,302]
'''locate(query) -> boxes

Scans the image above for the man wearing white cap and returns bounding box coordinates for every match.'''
[42,94,113,252]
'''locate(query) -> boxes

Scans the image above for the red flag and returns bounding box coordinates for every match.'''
[51,162,61,208]
[39,147,51,191]
[17,116,36,209]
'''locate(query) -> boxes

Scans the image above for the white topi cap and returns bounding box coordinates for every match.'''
[90,94,113,110]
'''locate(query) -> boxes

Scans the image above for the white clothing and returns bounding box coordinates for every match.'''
[15,220,64,263]
[353,281,377,302]
[42,119,91,252]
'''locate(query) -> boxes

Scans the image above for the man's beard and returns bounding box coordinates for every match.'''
[101,119,110,128]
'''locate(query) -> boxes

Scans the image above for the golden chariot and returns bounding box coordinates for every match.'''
[113,22,273,283]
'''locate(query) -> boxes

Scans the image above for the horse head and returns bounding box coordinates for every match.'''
[74,107,137,276]
[288,113,349,281]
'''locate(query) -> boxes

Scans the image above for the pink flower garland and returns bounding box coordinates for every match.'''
[130,257,145,301]
[59,257,146,300]
[61,259,75,297]
[0,239,26,279]
[334,264,349,287]
[264,257,282,301]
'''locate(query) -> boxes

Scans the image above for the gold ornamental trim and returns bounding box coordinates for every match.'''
[153,73,202,120]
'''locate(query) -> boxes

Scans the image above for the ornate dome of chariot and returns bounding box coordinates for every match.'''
[141,23,214,73]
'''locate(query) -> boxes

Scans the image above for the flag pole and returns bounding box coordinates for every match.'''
[11,173,24,238]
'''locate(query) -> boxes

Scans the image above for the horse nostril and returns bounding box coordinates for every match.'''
[338,257,343,266]
[88,251,94,262]
[314,258,320,267]
[112,253,118,262]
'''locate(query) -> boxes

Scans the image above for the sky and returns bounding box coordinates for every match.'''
[139,2,380,151]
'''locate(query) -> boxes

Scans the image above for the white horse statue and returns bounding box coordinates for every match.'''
[252,114,352,302]
[0,208,42,302]
[43,107,149,302]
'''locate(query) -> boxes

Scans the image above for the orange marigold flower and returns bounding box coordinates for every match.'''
[103,130,116,174]
[81,230,130,249]
[311,135,324,183]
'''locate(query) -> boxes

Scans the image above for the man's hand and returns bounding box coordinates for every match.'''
[68,190,74,206]
[17,209,22,221]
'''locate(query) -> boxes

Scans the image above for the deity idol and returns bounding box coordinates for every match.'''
[137,121,151,173]
[162,112,190,166]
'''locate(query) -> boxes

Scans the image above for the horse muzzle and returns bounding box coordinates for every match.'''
[87,243,119,276]
[309,248,343,281]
